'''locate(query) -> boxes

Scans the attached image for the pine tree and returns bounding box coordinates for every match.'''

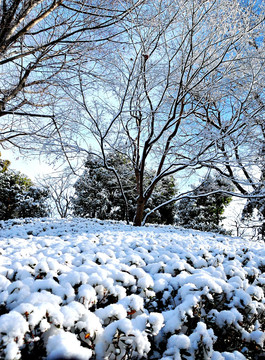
[0,154,50,220]
[72,153,135,221]
[175,175,233,234]
[145,175,177,224]
[72,153,177,224]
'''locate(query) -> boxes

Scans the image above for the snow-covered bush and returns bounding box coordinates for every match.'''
[0,218,264,359]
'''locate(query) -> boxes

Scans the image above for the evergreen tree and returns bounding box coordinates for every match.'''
[0,154,50,220]
[72,153,135,221]
[241,167,265,239]
[175,175,233,234]
[145,176,177,225]
[72,153,177,224]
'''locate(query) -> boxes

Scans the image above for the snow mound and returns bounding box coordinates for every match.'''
[0,217,264,359]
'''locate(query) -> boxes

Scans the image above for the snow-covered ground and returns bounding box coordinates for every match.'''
[0,218,264,360]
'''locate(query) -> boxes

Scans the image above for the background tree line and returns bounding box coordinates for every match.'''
[0,152,234,235]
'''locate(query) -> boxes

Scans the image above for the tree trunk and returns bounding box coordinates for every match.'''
[133,198,146,226]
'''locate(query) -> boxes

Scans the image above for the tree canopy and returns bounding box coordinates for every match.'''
[65,0,265,225]
[1,0,265,228]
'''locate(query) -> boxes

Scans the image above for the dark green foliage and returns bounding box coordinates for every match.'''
[0,156,50,220]
[145,176,176,225]
[72,153,133,221]
[175,175,233,233]
[72,153,177,224]
[14,186,50,219]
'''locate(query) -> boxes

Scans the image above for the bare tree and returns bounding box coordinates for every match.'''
[63,0,265,225]
[0,0,145,151]
[37,169,75,218]
[192,33,265,238]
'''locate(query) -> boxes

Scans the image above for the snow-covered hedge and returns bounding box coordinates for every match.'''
[0,218,264,359]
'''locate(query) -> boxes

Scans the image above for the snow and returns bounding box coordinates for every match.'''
[213,309,243,327]
[249,330,265,347]
[0,311,29,339]
[0,217,264,359]
[46,329,92,360]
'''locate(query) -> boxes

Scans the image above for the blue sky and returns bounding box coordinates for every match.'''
[4,148,53,180]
